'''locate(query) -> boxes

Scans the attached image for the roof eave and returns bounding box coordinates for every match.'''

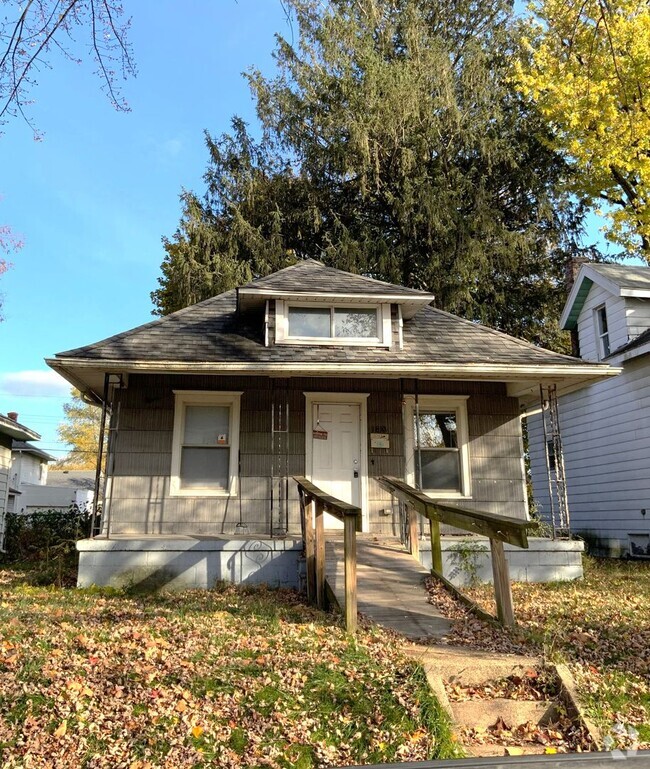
[49,356,619,385]
[0,415,40,442]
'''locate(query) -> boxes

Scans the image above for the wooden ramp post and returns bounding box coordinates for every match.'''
[315,499,325,610]
[294,477,361,633]
[343,513,357,633]
[490,538,515,627]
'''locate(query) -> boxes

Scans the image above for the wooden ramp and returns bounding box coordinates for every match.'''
[325,535,451,640]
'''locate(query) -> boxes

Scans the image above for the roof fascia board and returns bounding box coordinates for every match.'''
[607,339,650,364]
[238,288,434,302]
[0,417,40,442]
[619,288,650,298]
[49,357,620,382]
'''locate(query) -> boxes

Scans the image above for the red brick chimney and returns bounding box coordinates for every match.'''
[7,412,18,422]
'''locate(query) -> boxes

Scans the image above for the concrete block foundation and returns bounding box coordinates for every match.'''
[418,536,584,587]
[77,536,303,590]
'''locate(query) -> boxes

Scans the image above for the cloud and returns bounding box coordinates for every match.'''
[0,370,70,398]
[159,138,183,158]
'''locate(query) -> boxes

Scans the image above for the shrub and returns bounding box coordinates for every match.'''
[2,505,98,587]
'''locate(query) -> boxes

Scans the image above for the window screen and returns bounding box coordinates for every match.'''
[180,405,230,489]
[414,411,461,492]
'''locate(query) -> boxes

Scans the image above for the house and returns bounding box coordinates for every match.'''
[0,413,41,549]
[528,262,650,558]
[46,260,616,588]
[10,468,95,514]
[7,440,55,513]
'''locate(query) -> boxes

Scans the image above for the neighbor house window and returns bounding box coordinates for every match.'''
[276,301,391,346]
[595,305,610,359]
[170,391,242,496]
[404,395,470,497]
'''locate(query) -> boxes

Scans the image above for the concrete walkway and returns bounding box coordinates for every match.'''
[325,534,451,639]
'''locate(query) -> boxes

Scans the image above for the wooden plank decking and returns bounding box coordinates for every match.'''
[325,535,451,639]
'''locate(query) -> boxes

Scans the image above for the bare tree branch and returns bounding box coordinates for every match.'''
[0,0,136,135]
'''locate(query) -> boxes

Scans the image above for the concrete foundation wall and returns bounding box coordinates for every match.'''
[418,536,584,586]
[77,537,303,591]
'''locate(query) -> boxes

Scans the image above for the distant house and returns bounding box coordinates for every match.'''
[7,441,55,513]
[0,413,41,548]
[13,469,96,514]
[528,263,650,557]
[46,260,615,588]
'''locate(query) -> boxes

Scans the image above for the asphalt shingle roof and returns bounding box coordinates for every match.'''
[589,263,650,293]
[240,259,434,298]
[56,289,586,368]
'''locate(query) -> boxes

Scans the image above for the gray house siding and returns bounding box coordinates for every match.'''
[103,374,528,537]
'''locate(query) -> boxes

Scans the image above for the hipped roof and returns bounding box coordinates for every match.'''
[48,260,617,407]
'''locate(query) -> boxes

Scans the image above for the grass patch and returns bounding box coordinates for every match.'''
[0,568,459,767]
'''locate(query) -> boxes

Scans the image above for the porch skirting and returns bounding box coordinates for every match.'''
[418,536,584,586]
[76,536,303,591]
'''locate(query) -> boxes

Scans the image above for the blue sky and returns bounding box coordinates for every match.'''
[0,1,291,457]
[0,0,632,459]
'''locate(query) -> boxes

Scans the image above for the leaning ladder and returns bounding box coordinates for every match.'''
[539,384,570,537]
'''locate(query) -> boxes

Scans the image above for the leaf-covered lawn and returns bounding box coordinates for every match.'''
[427,556,650,749]
[0,571,458,768]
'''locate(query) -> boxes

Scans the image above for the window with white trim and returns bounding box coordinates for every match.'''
[594,304,610,359]
[170,391,242,496]
[275,301,391,346]
[404,395,470,497]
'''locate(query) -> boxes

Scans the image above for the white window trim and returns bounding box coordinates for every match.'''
[593,304,610,360]
[275,300,392,347]
[403,395,471,499]
[303,392,370,532]
[170,390,242,497]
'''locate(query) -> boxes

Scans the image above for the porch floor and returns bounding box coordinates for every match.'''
[325,534,451,640]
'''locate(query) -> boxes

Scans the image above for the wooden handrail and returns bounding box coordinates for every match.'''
[293,476,360,633]
[377,477,536,548]
[377,476,538,627]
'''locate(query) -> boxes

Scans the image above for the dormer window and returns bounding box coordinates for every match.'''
[595,305,610,359]
[288,306,378,339]
[276,301,391,346]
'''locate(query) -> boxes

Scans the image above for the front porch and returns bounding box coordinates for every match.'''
[76,531,584,591]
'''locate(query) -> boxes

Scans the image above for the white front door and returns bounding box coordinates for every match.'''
[310,402,361,529]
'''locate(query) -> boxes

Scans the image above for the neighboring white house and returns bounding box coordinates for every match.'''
[528,262,650,557]
[7,441,55,512]
[17,469,95,513]
[0,413,41,548]
[8,434,95,514]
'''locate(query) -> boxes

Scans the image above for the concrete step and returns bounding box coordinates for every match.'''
[451,698,554,732]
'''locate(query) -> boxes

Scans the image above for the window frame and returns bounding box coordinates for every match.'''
[275,300,392,347]
[403,395,471,498]
[170,391,242,497]
[594,304,610,359]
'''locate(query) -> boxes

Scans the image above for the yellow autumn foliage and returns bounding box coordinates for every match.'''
[516,0,650,255]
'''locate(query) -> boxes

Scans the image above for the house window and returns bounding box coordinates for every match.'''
[277,301,391,346]
[595,305,610,359]
[404,395,470,497]
[170,391,242,496]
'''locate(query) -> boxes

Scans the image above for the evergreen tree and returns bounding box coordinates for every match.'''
[153,0,599,350]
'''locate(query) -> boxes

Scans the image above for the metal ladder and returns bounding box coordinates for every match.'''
[540,384,571,537]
